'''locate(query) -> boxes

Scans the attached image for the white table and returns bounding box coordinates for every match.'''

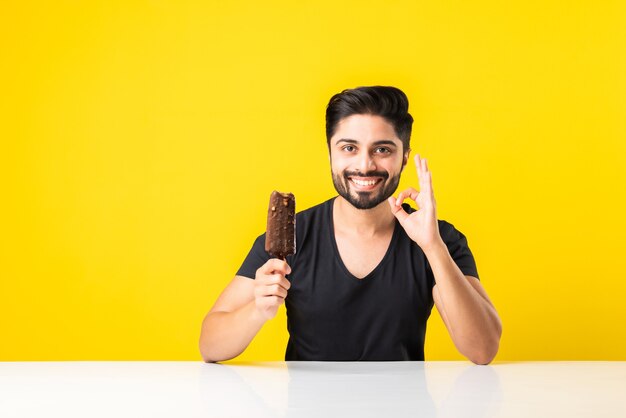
[1,361,625,417]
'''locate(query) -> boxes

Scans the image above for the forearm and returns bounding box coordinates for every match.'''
[425,240,502,364]
[198,300,267,363]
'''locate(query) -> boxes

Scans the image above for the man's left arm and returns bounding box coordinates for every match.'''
[425,241,502,365]
[389,153,502,365]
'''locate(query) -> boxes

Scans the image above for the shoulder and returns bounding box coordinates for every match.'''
[437,219,464,239]
[295,196,334,223]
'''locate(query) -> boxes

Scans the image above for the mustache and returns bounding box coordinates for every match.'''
[343,170,389,180]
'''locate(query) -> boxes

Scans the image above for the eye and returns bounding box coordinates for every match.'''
[374,147,391,154]
[342,145,356,153]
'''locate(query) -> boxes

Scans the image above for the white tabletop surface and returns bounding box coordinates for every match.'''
[1,361,625,417]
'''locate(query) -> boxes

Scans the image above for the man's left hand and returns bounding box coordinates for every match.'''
[388,154,444,253]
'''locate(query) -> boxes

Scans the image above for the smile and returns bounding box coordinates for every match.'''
[349,177,383,189]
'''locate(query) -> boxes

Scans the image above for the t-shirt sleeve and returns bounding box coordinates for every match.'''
[438,220,480,280]
[236,233,271,279]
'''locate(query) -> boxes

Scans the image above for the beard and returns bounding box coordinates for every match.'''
[332,168,401,210]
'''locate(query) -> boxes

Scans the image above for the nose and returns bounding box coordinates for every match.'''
[357,151,376,173]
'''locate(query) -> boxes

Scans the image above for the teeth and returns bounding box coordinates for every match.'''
[352,179,378,186]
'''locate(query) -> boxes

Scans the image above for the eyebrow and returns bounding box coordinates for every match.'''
[335,139,398,147]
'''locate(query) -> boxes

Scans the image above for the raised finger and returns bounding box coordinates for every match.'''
[422,162,434,194]
[414,154,422,177]
[418,158,432,191]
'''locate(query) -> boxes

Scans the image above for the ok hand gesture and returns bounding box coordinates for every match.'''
[388,154,443,253]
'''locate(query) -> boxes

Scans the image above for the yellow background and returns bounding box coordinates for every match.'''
[1,1,625,361]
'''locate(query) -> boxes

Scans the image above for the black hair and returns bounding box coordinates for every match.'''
[325,85,413,151]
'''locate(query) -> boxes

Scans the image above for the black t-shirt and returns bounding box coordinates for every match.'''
[236,196,479,361]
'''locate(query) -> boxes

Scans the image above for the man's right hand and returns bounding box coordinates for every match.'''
[254,258,292,321]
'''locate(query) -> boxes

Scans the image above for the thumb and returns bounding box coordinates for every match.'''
[388,196,409,225]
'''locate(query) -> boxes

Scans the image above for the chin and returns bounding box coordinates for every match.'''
[346,191,387,210]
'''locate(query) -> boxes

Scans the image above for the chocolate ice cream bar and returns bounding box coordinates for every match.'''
[265,191,296,259]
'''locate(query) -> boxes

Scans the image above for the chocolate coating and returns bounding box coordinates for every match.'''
[265,191,296,259]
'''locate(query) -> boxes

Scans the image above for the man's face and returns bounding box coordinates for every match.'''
[329,114,409,210]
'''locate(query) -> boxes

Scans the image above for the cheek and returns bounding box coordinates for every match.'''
[382,159,404,177]
[329,156,346,173]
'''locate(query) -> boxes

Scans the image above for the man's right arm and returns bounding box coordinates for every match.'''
[198,259,291,363]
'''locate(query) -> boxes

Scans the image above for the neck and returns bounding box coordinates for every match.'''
[333,195,396,236]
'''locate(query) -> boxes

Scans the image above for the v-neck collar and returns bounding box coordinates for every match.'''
[328,197,400,282]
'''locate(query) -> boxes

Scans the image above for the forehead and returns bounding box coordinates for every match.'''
[332,114,400,145]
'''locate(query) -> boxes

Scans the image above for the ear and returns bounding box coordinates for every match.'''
[401,148,411,171]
